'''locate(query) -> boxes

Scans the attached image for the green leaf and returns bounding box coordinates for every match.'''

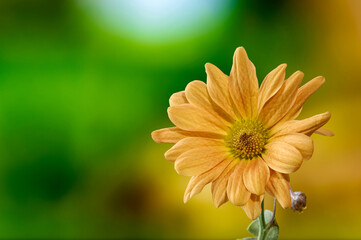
[264,210,274,224]
[265,225,279,240]
[247,219,259,236]
[247,210,274,236]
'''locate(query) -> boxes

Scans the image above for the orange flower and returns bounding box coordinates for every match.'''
[152,47,332,220]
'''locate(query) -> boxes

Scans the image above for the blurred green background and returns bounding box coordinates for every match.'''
[0,0,359,239]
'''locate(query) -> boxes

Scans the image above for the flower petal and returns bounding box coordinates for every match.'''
[242,194,264,220]
[257,64,286,113]
[227,161,251,206]
[185,80,232,122]
[271,112,331,137]
[229,47,259,119]
[266,170,291,209]
[185,80,213,111]
[281,76,325,122]
[263,141,303,174]
[175,145,229,176]
[271,133,314,161]
[184,156,233,203]
[205,63,237,120]
[211,160,238,208]
[243,157,270,195]
[228,72,245,118]
[259,71,303,128]
[169,91,188,106]
[315,127,334,137]
[168,104,229,134]
[165,137,223,162]
[151,127,221,144]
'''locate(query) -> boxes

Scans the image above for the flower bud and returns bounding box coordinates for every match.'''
[290,191,307,212]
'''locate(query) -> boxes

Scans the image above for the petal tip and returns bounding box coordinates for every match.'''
[164,151,175,162]
[151,130,161,143]
[323,111,331,120]
[279,63,287,69]
[295,70,305,78]
[234,46,247,56]
[214,202,222,208]
[205,62,213,69]
[183,193,191,203]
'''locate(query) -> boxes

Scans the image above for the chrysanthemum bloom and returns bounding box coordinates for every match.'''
[152,47,332,220]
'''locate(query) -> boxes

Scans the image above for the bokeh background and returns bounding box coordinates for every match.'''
[0,0,360,239]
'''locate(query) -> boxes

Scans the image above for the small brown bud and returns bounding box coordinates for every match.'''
[291,191,307,212]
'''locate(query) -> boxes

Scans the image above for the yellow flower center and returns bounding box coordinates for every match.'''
[226,120,269,160]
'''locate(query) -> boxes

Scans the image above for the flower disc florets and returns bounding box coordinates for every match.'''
[226,120,269,160]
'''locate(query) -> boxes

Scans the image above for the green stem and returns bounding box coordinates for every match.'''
[258,200,266,240]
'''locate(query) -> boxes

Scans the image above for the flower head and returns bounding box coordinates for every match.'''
[152,47,332,220]
[291,190,307,212]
